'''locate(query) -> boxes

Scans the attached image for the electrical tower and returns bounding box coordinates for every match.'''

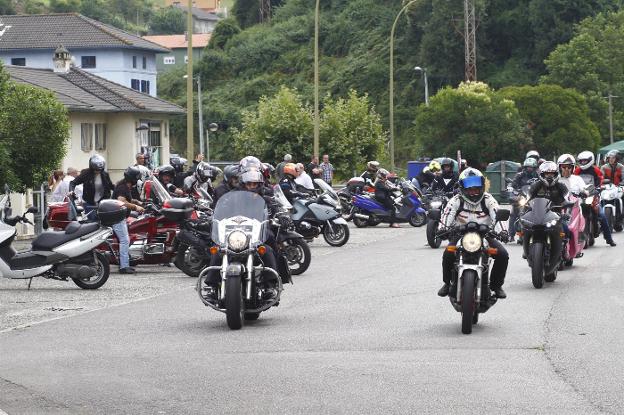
[463,0,477,81]
[260,0,271,23]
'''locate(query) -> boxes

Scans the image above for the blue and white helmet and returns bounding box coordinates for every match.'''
[458,168,485,203]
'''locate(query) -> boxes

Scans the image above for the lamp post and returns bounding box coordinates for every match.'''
[389,0,420,172]
[185,0,194,161]
[206,122,219,163]
[313,0,320,160]
[184,74,204,156]
[414,66,429,106]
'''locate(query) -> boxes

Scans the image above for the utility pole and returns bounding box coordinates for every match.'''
[313,0,320,160]
[260,0,271,23]
[463,0,477,81]
[186,0,194,161]
[197,76,204,157]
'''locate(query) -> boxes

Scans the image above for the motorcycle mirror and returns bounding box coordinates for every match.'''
[26,206,38,215]
[495,209,510,222]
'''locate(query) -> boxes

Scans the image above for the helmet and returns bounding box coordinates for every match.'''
[123,166,142,184]
[262,163,275,180]
[239,156,262,172]
[194,161,214,183]
[240,168,264,193]
[223,165,240,183]
[523,158,538,169]
[607,150,619,161]
[284,154,293,162]
[440,158,453,168]
[557,153,575,167]
[458,168,485,203]
[157,165,176,181]
[89,155,106,172]
[283,163,297,177]
[428,160,441,173]
[526,150,540,160]
[577,151,595,171]
[377,168,389,180]
[170,156,187,173]
[539,161,559,187]
[367,161,380,172]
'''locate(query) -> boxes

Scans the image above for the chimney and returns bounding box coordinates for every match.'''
[53,45,72,73]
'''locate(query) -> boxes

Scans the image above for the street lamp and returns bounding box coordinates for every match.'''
[206,122,218,163]
[183,74,204,157]
[414,66,429,106]
[389,0,420,172]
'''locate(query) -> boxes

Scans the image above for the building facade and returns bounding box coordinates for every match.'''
[142,34,210,72]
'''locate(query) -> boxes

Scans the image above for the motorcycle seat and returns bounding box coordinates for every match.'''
[32,222,100,251]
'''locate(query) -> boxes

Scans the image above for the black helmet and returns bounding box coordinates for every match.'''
[223,165,240,183]
[195,161,220,183]
[158,165,176,181]
[440,158,453,169]
[538,161,559,187]
[123,166,142,184]
[89,155,106,172]
[170,156,187,173]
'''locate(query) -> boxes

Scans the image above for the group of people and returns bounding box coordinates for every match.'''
[276,154,335,186]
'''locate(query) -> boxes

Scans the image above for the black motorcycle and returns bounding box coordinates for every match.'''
[434,208,510,334]
[424,191,451,248]
[521,198,572,288]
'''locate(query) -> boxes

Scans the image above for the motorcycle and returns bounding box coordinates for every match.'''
[190,191,283,330]
[423,191,451,248]
[0,186,112,289]
[291,179,350,247]
[578,177,601,247]
[562,193,586,267]
[273,185,312,275]
[521,198,572,288]
[434,208,510,334]
[336,177,375,222]
[505,179,535,243]
[600,179,624,232]
[351,179,426,228]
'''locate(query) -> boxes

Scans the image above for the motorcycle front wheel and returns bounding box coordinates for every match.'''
[225,275,244,330]
[461,270,477,335]
[531,242,545,289]
[282,239,311,275]
[72,251,110,290]
[409,212,426,227]
[426,219,441,248]
[323,223,350,247]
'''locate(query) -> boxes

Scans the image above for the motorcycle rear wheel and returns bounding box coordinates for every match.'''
[225,276,244,330]
[323,223,350,247]
[353,214,369,228]
[461,270,477,335]
[531,242,545,289]
[174,244,208,278]
[409,212,426,227]
[282,239,311,275]
[72,252,110,290]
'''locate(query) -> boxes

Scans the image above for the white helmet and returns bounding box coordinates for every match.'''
[577,151,595,171]
[557,154,575,166]
[526,150,540,160]
[539,161,559,187]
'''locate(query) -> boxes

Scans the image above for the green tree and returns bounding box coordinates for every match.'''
[413,82,531,167]
[0,81,70,190]
[148,6,186,35]
[499,84,601,158]
[22,0,47,14]
[208,17,241,50]
[49,0,80,13]
[0,0,15,14]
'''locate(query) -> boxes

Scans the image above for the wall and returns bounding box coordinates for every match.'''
[155,47,203,72]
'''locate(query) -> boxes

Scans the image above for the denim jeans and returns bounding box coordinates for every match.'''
[599,206,614,242]
[111,220,130,269]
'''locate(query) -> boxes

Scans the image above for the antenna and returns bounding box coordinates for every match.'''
[463,0,477,81]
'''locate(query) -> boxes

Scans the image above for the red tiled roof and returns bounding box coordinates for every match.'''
[142,34,211,50]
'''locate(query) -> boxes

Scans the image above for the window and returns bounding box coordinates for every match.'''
[131,79,140,91]
[81,56,96,69]
[140,80,150,95]
[81,123,93,152]
[132,56,137,69]
[142,56,147,69]
[95,123,107,150]
[11,58,25,66]
[163,56,175,65]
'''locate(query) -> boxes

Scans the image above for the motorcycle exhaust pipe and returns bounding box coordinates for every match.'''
[57,264,96,279]
[353,213,370,220]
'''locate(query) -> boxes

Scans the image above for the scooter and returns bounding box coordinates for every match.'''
[352,179,426,227]
[600,179,624,232]
[0,187,112,289]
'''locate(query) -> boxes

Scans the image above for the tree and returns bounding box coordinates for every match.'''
[0,80,70,190]
[148,6,186,35]
[49,0,80,13]
[413,82,531,167]
[499,84,601,158]
[208,18,241,50]
[0,0,15,14]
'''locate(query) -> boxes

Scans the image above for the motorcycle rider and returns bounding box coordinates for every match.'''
[601,150,624,185]
[431,158,458,193]
[416,160,441,190]
[558,154,587,195]
[439,168,509,299]
[170,156,188,188]
[374,168,400,228]
[575,151,617,246]
[70,155,115,219]
[157,165,184,197]
[183,161,219,197]
[279,163,309,203]
[361,161,380,185]
[111,166,145,274]
[213,164,240,206]
[508,158,539,241]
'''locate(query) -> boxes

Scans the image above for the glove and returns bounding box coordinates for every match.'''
[499,230,510,243]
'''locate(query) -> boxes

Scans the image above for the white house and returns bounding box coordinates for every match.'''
[0,13,170,97]
[5,47,185,182]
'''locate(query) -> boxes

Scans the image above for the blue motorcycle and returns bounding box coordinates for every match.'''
[351,179,426,227]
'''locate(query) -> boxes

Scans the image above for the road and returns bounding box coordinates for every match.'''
[0,223,622,414]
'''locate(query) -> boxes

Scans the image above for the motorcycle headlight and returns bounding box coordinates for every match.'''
[461,232,482,253]
[518,196,527,207]
[430,201,443,209]
[227,230,248,252]
[546,219,558,228]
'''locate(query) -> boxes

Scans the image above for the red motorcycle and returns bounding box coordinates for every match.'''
[45,179,192,267]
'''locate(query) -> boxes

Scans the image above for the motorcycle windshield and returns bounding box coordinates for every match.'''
[314,179,338,199]
[211,191,269,245]
[524,198,559,225]
[142,177,171,204]
[273,184,293,210]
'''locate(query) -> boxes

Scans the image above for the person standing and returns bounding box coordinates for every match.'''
[51,167,82,203]
[112,166,144,274]
[320,154,334,186]
[276,154,293,180]
[307,155,322,180]
[134,153,151,181]
[189,153,205,174]
[70,155,114,219]
[48,170,65,202]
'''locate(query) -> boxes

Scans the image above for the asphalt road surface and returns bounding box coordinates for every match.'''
[0,223,622,414]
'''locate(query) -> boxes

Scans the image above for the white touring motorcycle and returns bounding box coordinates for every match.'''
[0,186,113,289]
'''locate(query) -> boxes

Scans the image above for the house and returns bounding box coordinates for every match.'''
[5,47,185,182]
[0,13,170,97]
[165,0,221,12]
[173,5,221,33]
[142,33,211,72]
